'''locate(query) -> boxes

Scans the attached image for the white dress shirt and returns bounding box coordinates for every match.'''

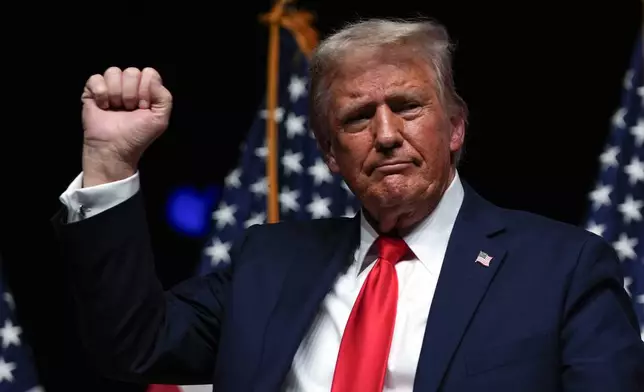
[59,170,465,391]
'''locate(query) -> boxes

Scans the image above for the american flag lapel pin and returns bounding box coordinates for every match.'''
[475,251,493,267]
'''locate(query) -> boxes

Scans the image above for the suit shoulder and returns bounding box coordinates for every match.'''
[231,217,357,268]
[243,217,355,241]
[496,206,609,251]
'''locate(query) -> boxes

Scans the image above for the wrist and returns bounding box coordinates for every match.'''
[82,145,138,187]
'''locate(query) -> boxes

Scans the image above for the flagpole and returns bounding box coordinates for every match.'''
[260,0,290,224]
[260,0,319,224]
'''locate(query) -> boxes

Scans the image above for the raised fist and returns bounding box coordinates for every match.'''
[81,67,172,186]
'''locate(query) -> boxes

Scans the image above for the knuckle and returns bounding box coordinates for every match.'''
[104,67,122,91]
[87,74,103,83]
[87,75,106,91]
[93,85,108,96]
[142,67,161,81]
[123,67,140,77]
[104,66,121,76]
[88,77,107,95]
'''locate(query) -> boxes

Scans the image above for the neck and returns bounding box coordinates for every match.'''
[363,168,456,234]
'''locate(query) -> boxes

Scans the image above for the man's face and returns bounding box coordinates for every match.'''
[325,52,465,228]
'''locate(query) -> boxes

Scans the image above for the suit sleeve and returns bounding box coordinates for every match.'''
[560,234,644,391]
[53,190,245,385]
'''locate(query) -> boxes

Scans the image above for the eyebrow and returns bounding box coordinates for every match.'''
[338,88,431,118]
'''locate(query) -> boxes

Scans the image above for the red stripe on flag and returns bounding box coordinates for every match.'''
[147,385,182,392]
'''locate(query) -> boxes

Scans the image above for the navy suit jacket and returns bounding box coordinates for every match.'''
[53,182,644,392]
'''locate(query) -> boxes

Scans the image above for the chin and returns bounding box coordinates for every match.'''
[370,184,422,209]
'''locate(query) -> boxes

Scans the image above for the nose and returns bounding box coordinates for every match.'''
[373,105,403,154]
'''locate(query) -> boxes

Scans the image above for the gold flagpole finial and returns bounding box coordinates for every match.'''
[260,0,295,25]
[260,0,318,57]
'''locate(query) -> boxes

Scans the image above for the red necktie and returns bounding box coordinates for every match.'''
[331,236,410,392]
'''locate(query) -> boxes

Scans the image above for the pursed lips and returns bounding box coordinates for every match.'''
[371,159,415,174]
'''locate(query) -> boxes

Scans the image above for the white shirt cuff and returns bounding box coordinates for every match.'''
[59,172,140,223]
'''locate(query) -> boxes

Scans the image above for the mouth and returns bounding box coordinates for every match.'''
[373,160,415,175]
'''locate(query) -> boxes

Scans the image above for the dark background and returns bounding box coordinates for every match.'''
[1,1,642,390]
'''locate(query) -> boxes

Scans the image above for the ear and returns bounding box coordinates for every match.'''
[449,115,465,153]
[325,145,341,173]
[316,133,341,173]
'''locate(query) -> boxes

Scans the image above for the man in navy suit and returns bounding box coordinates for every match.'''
[54,18,644,391]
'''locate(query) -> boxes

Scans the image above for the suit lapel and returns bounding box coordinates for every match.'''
[414,183,507,392]
[254,216,360,391]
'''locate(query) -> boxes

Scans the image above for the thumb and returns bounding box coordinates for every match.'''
[81,87,104,111]
[81,90,103,121]
[149,78,173,116]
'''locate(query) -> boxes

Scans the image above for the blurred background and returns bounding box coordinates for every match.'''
[0,0,642,391]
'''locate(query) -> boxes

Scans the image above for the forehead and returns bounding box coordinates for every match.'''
[328,51,437,106]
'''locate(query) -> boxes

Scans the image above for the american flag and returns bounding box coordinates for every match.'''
[0,267,44,392]
[197,28,359,275]
[474,251,493,267]
[148,24,359,392]
[584,32,644,341]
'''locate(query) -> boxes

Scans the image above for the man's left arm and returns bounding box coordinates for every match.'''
[561,234,644,391]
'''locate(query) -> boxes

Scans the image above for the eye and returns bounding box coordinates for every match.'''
[391,101,421,113]
[344,113,369,125]
[342,106,375,126]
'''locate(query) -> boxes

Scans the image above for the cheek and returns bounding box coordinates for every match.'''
[335,133,372,168]
[406,124,452,167]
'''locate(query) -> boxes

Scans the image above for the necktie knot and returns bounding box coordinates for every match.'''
[375,236,409,265]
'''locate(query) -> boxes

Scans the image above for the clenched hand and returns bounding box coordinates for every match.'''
[81,67,172,187]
